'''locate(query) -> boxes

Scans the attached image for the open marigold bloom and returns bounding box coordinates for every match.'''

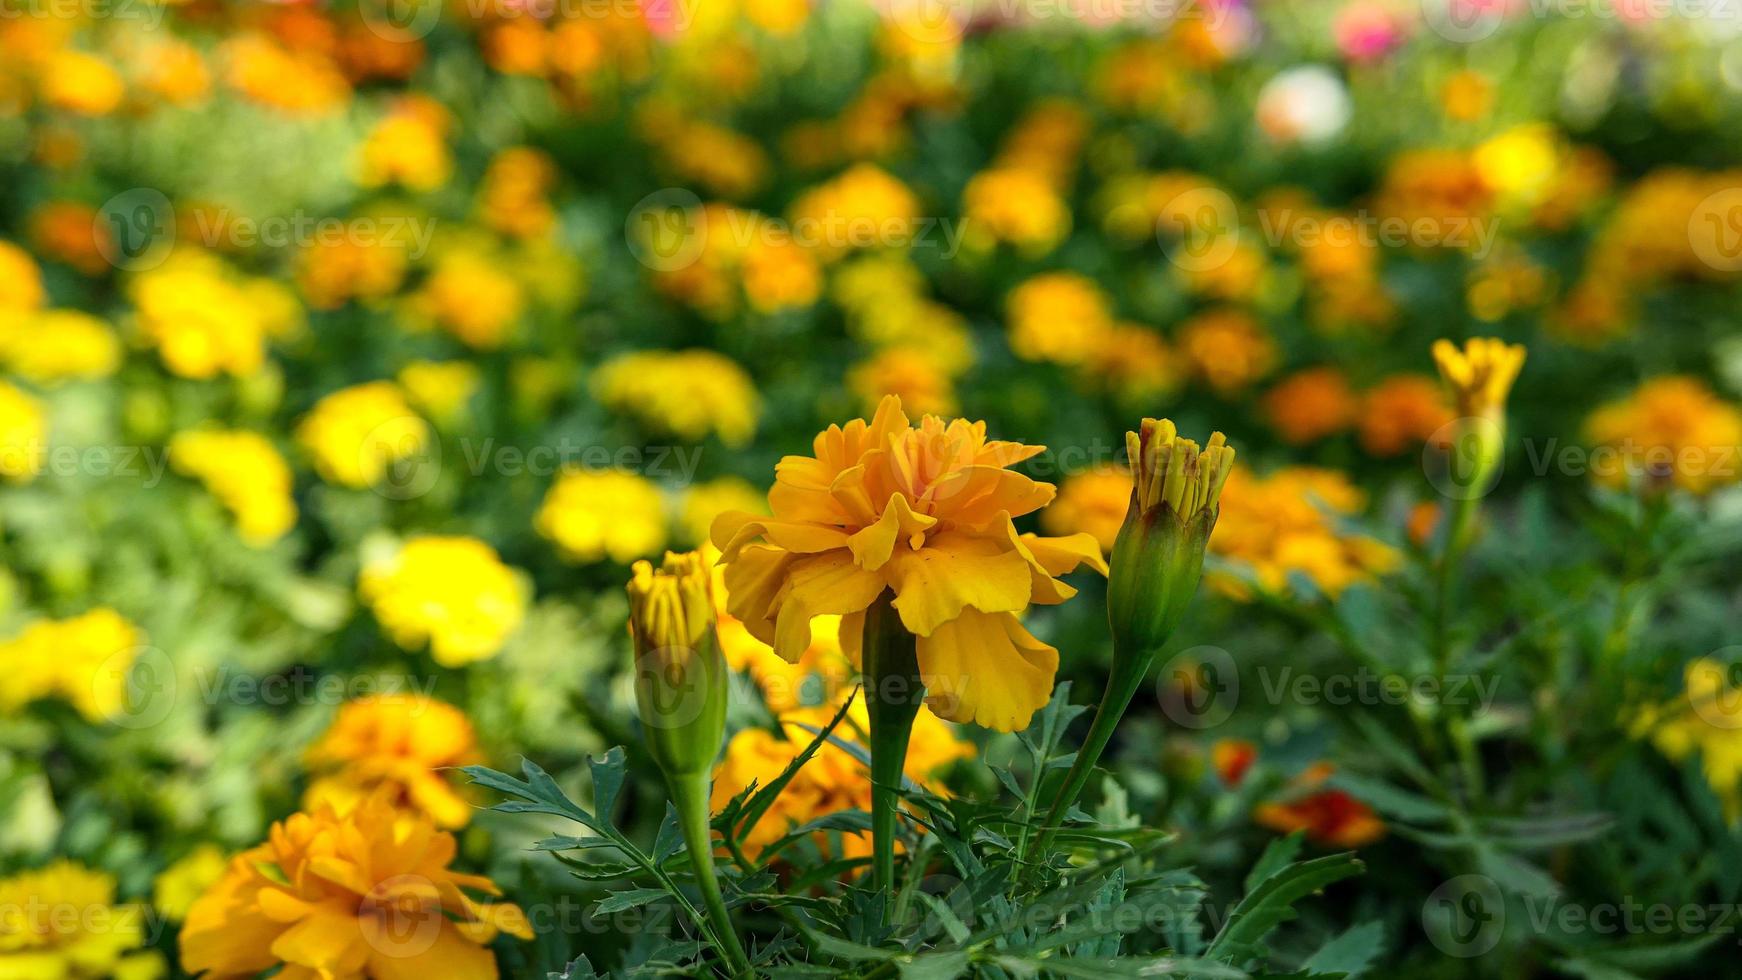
[179,793,530,979]
[628,551,730,778]
[710,396,1106,731]
[1253,762,1387,849]
[303,695,480,829]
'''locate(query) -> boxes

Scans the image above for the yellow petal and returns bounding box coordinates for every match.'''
[771,552,886,663]
[1021,532,1110,577]
[721,544,796,645]
[916,609,1058,732]
[712,511,850,560]
[888,531,1032,637]
[846,493,936,570]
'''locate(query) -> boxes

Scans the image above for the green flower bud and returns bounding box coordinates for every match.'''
[627,551,729,779]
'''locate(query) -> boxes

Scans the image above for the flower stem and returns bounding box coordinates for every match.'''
[1031,644,1155,865]
[862,594,922,897]
[670,770,753,979]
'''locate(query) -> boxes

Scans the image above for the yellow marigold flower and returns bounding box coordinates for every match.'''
[154,845,228,921]
[0,240,46,312]
[1005,272,1114,367]
[745,0,811,34]
[711,696,973,858]
[1373,149,1492,245]
[1585,376,1742,495]
[1080,323,1180,403]
[1041,466,1132,555]
[787,163,921,263]
[295,381,429,489]
[0,861,153,978]
[851,298,974,375]
[0,608,142,723]
[397,359,480,426]
[1440,69,1493,121]
[742,235,824,313]
[479,147,557,239]
[593,349,759,447]
[660,121,769,199]
[710,396,1107,731]
[0,309,119,383]
[1262,367,1359,445]
[628,551,732,779]
[304,695,480,829]
[40,50,125,116]
[356,98,452,191]
[1358,374,1454,457]
[1432,337,1526,420]
[170,428,298,545]
[1473,124,1559,210]
[411,247,525,349]
[680,476,766,547]
[129,251,276,379]
[136,37,210,106]
[220,33,350,114]
[848,347,957,417]
[962,167,1070,255]
[295,237,409,310]
[359,536,526,666]
[0,380,45,483]
[1210,466,1398,600]
[536,468,668,564]
[1632,659,1742,820]
[1179,308,1277,395]
[179,793,531,979]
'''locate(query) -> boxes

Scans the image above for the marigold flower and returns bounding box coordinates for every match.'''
[536,468,668,564]
[593,349,759,447]
[356,98,452,192]
[295,236,409,310]
[154,845,229,921]
[1432,337,1526,421]
[28,201,110,276]
[296,381,429,489]
[628,551,731,779]
[848,347,957,417]
[1178,308,1277,394]
[305,695,480,829]
[179,794,531,979]
[1632,659,1742,820]
[1358,374,1454,457]
[397,359,480,426]
[0,861,155,978]
[1254,763,1387,848]
[0,240,45,312]
[359,536,526,666]
[40,50,125,116]
[1005,272,1114,367]
[479,147,557,239]
[1262,367,1359,445]
[1212,738,1258,787]
[129,251,277,380]
[962,167,1070,255]
[0,309,121,383]
[710,396,1106,731]
[0,608,141,722]
[1584,376,1742,495]
[411,247,524,349]
[1210,466,1398,599]
[170,428,298,544]
[0,380,44,482]
[787,163,921,263]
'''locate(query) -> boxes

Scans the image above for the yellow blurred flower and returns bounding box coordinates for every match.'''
[593,349,759,446]
[295,381,429,489]
[1358,374,1454,457]
[220,33,350,114]
[1432,336,1526,421]
[0,240,45,312]
[1632,659,1742,820]
[1041,466,1132,555]
[1585,376,1742,495]
[536,468,668,564]
[1210,466,1398,600]
[0,608,142,723]
[411,246,525,349]
[356,97,452,192]
[479,146,557,239]
[179,793,531,979]
[848,347,957,417]
[1178,308,1277,395]
[1473,124,1560,211]
[304,695,480,829]
[359,536,526,666]
[0,380,45,482]
[710,396,1106,731]
[0,309,120,383]
[1440,69,1492,121]
[397,359,480,425]
[659,120,769,199]
[0,861,155,979]
[40,50,124,116]
[787,163,921,263]
[170,428,298,545]
[1005,272,1114,367]
[153,846,228,922]
[135,36,210,106]
[129,251,279,379]
[679,476,765,547]
[1262,367,1358,445]
[295,237,409,310]
[962,167,1070,255]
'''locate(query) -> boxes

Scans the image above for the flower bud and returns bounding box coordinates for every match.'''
[627,551,729,779]
[1107,419,1234,655]
[1431,337,1525,498]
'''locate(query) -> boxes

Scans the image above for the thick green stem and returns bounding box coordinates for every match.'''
[670,771,753,978]
[862,594,923,896]
[1032,644,1157,861]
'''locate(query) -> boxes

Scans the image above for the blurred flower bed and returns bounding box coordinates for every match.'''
[2,0,1742,976]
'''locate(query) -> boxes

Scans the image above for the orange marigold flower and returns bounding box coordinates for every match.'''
[179,793,531,979]
[1253,762,1386,848]
[1212,738,1257,787]
[1358,374,1454,457]
[710,396,1106,731]
[304,695,481,829]
[1262,367,1358,445]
